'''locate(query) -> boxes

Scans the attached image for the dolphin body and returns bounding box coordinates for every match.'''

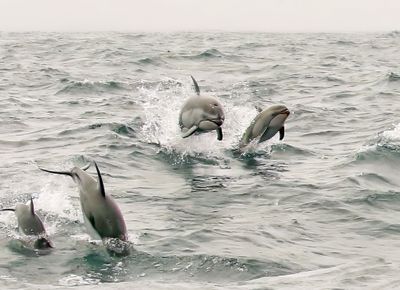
[0,198,53,250]
[239,105,290,148]
[38,162,128,244]
[179,76,225,140]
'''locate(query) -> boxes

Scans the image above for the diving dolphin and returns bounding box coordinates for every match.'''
[179,76,225,140]
[239,105,290,148]
[0,198,53,249]
[38,162,128,242]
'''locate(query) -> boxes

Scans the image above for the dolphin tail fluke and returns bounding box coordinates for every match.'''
[181,125,198,138]
[94,162,106,198]
[216,127,223,141]
[190,75,200,96]
[279,126,285,140]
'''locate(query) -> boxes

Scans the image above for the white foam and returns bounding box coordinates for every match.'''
[137,78,258,158]
[356,144,377,154]
[59,274,98,286]
[381,123,400,141]
[36,178,81,221]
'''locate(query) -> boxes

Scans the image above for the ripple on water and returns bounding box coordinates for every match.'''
[56,79,131,95]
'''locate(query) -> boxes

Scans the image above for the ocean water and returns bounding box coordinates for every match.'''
[0,31,400,289]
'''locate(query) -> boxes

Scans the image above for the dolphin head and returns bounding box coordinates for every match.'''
[33,237,54,249]
[267,105,290,128]
[179,76,225,140]
[240,104,290,147]
[197,96,225,131]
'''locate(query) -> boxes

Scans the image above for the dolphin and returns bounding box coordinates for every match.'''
[0,198,53,249]
[239,105,290,148]
[38,162,128,243]
[179,76,225,140]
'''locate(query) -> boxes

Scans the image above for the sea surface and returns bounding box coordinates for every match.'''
[1,31,400,289]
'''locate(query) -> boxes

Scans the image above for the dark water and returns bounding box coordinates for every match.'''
[1,31,400,289]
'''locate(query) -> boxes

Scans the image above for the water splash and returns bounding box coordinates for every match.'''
[136,77,258,160]
[381,123,400,141]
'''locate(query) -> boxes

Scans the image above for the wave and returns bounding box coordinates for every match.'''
[56,79,130,95]
[388,72,400,82]
[380,123,400,141]
[386,30,400,37]
[57,122,135,138]
[346,189,400,207]
[195,48,225,59]
[270,143,316,157]
[333,40,356,45]
[137,56,168,66]
[64,248,296,285]
[236,42,268,50]
[345,173,397,190]
[355,143,400,163]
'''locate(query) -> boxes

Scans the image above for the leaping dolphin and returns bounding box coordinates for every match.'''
[38,162,128,243]
[0,198,53,249]
[239,105,290,148]
[179,76,225,140]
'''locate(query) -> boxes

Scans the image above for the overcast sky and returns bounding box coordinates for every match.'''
[0,0,399,32]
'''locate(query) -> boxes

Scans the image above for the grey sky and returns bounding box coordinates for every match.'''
[0,0,399,32]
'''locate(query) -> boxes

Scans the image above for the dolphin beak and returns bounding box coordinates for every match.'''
[212,119,224,127]
[211,114,224,127]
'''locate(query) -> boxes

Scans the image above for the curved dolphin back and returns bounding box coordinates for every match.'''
[83,162,128,243]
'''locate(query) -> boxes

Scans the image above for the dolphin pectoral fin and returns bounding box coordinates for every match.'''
[259,128,276,143]
[181,126,198,138]
[216,127,223,141]
[279,126,285,140]
[94,162,106,198]
[190,75,200,95]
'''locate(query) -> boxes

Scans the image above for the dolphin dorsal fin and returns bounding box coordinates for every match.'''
[30,198,35,215]
[94,162,106,198]
[190,75,200,96]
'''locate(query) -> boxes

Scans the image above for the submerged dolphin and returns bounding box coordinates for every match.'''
[179,76,225,140]
[239,105,290,148]
[0,198,53,249]
[38,162,128,243]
